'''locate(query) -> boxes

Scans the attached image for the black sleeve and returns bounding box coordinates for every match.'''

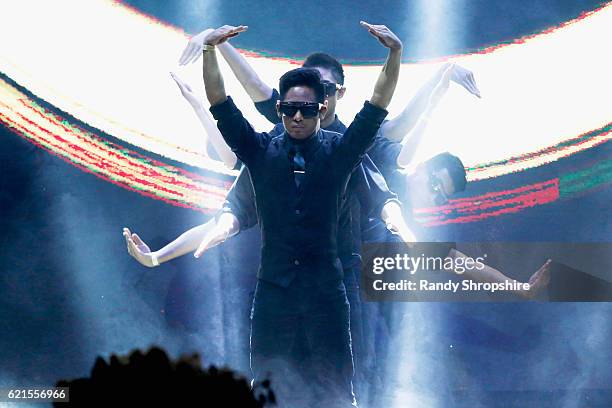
[354,155,399,218]
[254,89,281,125]
[219,166,258,232]
[332,101,388,177]
[209,96,270,166]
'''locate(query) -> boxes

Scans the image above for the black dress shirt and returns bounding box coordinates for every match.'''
[256,89,404,183]
[211,96,387,287]
[223,96,398,270]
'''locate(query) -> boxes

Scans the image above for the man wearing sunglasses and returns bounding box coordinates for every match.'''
[198,36,415,407]
[199,22,402,408]
[175,25,473,405]
[181,34,476,238]
[262,53,550,402]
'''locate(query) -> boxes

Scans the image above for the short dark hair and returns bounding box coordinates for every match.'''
[279,68,325,103]
[425,152,467,193]
[303,52,345,85]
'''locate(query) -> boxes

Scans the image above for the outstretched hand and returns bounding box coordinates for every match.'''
[170,72,200,108]
[204,25,248,46]
[360,21,402,51]
[523,259,552,299]
[179,28,214,66]
[447,63,481,98]
[123,227,157,268]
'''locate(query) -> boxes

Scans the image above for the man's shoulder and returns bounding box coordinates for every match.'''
[319,129,344,148]
[320,128,343,138]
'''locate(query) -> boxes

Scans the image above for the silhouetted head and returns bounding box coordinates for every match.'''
[303,52,346,121]
[409,152,467,207]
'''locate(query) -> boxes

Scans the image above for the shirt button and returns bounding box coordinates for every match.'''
[295,209,301,215]
[294,260,300,266]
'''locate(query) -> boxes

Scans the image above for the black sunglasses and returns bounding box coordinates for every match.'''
[429,173,449,206]
[278,101,322,118]
[321,80,341,97]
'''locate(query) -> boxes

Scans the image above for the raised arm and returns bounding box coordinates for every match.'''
[361,21,403,110]
[179,27,273,102]
[170,72,237,169]
[332,23,402,175]
[217,42,274,102]
[203,25,269,162]
[395,63,453,167]
[380,63,481,143]
[216,40,279,123]
[201,25,248,106]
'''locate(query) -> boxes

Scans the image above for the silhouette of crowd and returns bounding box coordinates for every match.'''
[55,346,275,406]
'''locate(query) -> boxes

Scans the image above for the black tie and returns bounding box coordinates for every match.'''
[292,147,306,188]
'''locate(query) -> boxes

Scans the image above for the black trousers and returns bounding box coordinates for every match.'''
[250,276,355,408]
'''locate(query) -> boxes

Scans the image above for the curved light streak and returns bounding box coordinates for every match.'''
[2,72,609,221]
[1,0,610,177]
[0,75,230,214]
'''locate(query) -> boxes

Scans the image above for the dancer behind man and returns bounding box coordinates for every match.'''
[123,26,543,406]
[131,64,410,408]
[175,26,481,257]
[186,46,549,405]
[171,60,411,405]
[196,22,402,407]
[175,26,480,245]
[186,39,549,292]
[179,24,411,404]
[127,40,537,404]
[122,58,413,272]
[123,64,454,267]
[177,28,479,244]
